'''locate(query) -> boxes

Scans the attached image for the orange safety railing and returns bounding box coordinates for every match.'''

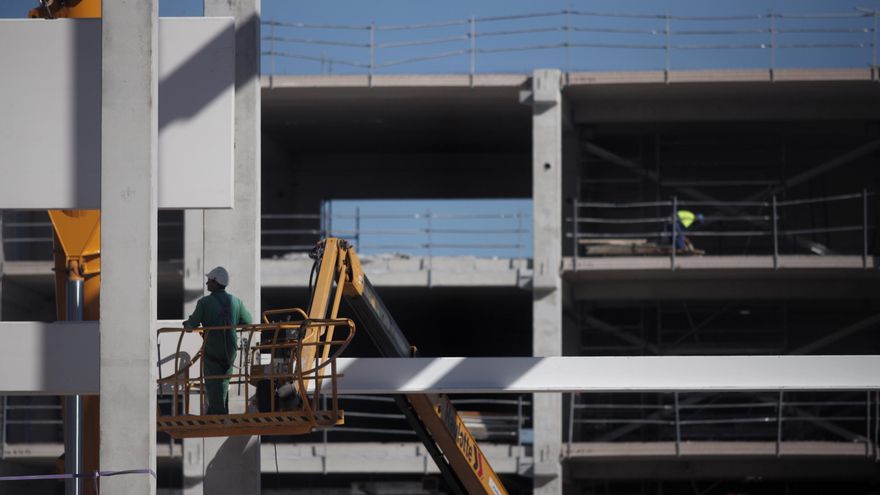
[156,310,355,438]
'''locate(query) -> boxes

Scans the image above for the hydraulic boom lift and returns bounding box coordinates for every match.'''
[157,238,508,495]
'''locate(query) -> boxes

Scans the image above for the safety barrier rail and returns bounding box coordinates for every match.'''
[0,208,530,262]
[568,190,874,268]
[289,394,532,445]
[263,206,530,259]
[568,390,880,457]
[261,9,880,78]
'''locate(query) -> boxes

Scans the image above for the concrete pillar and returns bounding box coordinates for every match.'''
[99,1,159,494]
[530,69,563,495]
[182,210,205,494]
[196,1,262,494]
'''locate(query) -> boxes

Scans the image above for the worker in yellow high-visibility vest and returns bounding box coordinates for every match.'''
[674,210,704,251]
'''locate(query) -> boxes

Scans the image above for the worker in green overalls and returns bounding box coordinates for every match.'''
[183,266,253,415]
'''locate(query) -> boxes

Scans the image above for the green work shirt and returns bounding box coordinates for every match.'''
[183,291,253,367]
[677,210,697,229]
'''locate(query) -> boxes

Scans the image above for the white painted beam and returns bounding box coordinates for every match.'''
[0,322,98,395]
[3,325,880,395]
[334,356,880,393]
[0,18,234,209]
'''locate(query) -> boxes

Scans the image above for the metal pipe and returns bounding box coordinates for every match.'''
[772,195,779,269]
[770,10,776,81]
[567,393,575,447]
[673,392,681,456]
[369,22,375,87]
[670,196,677,270]
[469,16,476,86]
[776,391,783,456]
[863,188,869,269]
[65,277,84,495]
[572,200,579,272]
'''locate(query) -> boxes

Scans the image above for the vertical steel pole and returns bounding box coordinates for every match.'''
[426,210,433,288]
[369,22,375,87]
[772,195,779,269]
[875,391,879,461]
[65,276,84,495]
[776,391,784,456]
[867,391,873,458]
[664,13,671,82]
[673,392,681,456]
[770,11,776,81]
[863,188,869,269]
[517,395,523,447]
[270,21,276,79]
[567,393,575,448]
[469,16,476,87]
[671,197,677,270]
[874,12,878,80]
[355,207,361,250]
[573,200,579,272]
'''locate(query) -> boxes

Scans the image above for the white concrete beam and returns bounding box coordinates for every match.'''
[334,356,880,393]
[100,0,159,493]
[0,18,234,210]
[2,329,880,394]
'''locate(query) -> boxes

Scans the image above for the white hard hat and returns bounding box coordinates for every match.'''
[206,266,229,286]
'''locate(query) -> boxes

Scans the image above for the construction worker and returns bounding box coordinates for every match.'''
[183,266,253,415]
[674,210,704,252]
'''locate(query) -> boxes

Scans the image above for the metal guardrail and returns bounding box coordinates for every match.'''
[569,190,874,268]
[308,395,531,445]
[1,208,530,262]
[263,207,530,258]
[261,10,880,79]
[568,390,880,458]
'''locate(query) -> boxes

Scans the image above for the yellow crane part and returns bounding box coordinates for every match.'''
[29,0,100,19]
[47,209,100,495]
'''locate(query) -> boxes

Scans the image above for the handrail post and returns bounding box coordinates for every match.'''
[355,206,361,250]
[572,199,579,272]
[269,20,276,79]
[517,395,523,447]
[770,10,776,82]
[673,392,681,456]
[863,188,869,269]
[426,210,433,288]
[867,391,873,458]
[567,393,575,449]
[369,22,375,88]
[776,391,783,456]
[874,11,879,81]
[772,195,779,269]
[671,196,678,270]
[469,15,476,87]
[664,12,671,83]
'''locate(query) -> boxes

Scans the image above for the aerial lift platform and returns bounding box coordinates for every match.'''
[157,238,508,495]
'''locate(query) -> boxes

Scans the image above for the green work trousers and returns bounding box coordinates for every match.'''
[204,358,232,415]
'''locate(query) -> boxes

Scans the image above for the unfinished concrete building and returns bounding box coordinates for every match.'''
[1,5,880,495]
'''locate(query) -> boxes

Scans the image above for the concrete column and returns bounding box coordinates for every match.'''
[99,1,159,494]
[198,1,262,494]
[182,209,205,494]
[530,69,563,495]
